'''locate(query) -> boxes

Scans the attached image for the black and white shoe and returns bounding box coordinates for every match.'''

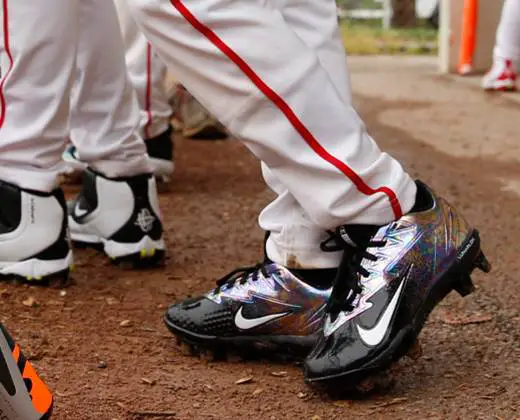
[0,181,73,284]
[165,259,333,359]
[68,169,165,267]
[61,126,174,190]
[145,126,175,191]
[304,182,491,389]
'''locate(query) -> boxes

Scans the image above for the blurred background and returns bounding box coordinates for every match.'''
[338,0,440,55]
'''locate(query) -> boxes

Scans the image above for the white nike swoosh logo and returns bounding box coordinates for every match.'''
[234,307,289,330]
[75,202,88,218]
[356,277,406,347]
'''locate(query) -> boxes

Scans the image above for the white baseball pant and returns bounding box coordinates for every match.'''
[0,0,151,192]
[113,0,172,140]
[494,0,520,61]
[126,0,417,268]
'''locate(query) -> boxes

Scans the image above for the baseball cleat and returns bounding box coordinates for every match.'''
[0,323,54,420]
[60,145,87,185]
[144,126,175,191]
[481,58,517,91]
[68,169,165,268]
[0,180,73,286]
[60,128,175,191]
[304,181,490,388]
[165,260,332,359]
[169,85,228,140]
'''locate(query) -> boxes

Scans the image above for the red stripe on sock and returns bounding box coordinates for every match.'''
[170,0,403,219]
[143,42,153,139]
[0,0,14,129]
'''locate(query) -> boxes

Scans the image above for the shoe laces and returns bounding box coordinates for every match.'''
[214,261,270,294]
[320,230,386,321]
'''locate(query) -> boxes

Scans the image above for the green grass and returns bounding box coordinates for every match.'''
[340,20,438,55]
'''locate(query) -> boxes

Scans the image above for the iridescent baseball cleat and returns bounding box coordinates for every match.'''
[164,261,331,359]
[304,181,490,388]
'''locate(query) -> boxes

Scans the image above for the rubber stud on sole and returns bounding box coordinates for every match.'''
[474,251,491,273]
[453,273,475,297]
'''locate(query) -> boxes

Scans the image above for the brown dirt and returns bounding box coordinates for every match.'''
[2,87,520,419]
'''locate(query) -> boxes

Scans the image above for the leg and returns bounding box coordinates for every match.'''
[494,0,520,61]
[482,0,520,91]
[113,0,172,140]
[128,0,416,231]
[275,0,351,104]
[69,0,150,178]
[130,0,488,385]
[67,0,165,266]
[0,0,74,281]
[260,0,353,267]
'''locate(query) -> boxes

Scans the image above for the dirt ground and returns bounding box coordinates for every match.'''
[1,57,520,419]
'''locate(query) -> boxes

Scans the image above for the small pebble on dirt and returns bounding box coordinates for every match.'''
[235,376,253,385]
[97,361,108,369]
[141,378,156,385]
[22,297,38,307]
[119,320,132,327]
[270,371,287,377]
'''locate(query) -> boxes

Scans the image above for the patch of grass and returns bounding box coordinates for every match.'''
[340,20,438,55]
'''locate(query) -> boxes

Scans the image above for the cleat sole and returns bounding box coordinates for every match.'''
[0,266,72,288]
[73,240,165,269]
[166,317,317,362]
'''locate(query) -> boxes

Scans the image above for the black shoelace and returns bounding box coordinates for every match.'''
[320,230,387,321]
[214,262,269,294]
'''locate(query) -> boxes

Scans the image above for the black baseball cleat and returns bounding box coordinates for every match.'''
[68,169,165,268]
[144,125,175,191]
[0,180,73,285]
[164,260,333,359]
[304,181,491,389]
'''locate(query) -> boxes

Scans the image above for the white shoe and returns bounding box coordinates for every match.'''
[0,181,73,283]
[481,58,517,91]
[68,169,165,267]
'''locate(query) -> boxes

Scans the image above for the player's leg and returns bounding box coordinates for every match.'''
[0,323,54,420]
[128,0,489,383]
[0,0,75,283]
[482,0,520,91]
[67,0,165,266]
[260,0,353,268]
[113,0,174,188]
[276,0,351,103]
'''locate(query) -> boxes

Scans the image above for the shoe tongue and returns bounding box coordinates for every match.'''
[338,225,379,248]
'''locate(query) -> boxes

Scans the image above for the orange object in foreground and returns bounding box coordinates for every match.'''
[458,0,479,75]
[0,323,54,419]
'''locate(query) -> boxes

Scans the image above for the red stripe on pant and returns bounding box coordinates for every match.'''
[169,0,403,220]
[143,42,153,139]
[0,0,14,129]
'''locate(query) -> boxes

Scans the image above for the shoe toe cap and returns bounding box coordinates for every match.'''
[165,296,235,336]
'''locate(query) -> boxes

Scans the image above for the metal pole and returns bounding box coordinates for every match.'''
[382,0,392,28]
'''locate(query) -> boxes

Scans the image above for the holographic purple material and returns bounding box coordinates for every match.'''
[207,263,331,336]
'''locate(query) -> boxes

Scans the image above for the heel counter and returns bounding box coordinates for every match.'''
[109,174,163,243]
[28,189,70,261]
